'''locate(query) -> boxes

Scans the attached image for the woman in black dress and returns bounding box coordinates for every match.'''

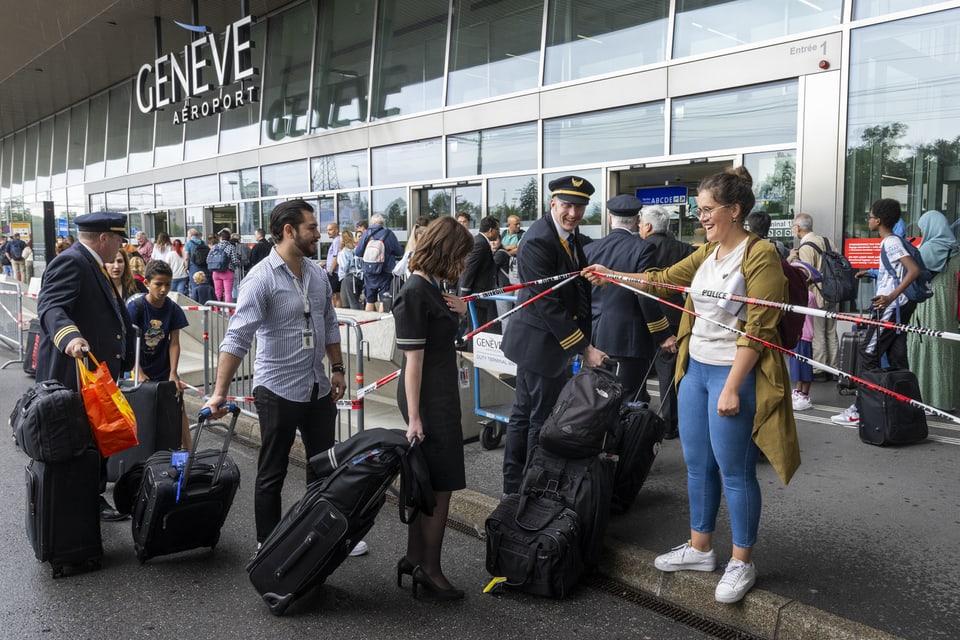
[394,216,474,601]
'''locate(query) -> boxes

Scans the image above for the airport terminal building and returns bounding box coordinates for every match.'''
[1,0,958,269]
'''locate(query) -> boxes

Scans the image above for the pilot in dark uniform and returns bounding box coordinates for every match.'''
[35,211,135,521]
[500,176,607,495]
[584,195,673,404]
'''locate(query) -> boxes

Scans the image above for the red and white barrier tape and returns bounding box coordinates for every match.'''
[594,271,960,425]
[356,369,400,398]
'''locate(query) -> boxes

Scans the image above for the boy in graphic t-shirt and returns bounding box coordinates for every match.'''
[127,260,192,447]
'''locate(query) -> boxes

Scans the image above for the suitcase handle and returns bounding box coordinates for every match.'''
[182,403,241,490]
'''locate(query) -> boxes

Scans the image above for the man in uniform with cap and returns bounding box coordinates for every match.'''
[500,176,607,495]
[584,195,674,404]
[36,211,135,521]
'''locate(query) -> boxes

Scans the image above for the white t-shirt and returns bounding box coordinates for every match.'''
[877,235,910,306]
[688,237,749,366]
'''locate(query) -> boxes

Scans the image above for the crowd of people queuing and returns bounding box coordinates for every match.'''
[24,170,960,604]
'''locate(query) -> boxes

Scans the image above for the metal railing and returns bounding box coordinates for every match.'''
[0,281,24,369]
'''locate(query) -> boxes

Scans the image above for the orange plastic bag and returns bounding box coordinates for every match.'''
[78,354,138,457]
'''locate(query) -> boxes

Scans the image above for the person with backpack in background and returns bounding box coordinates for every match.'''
[6,233,28,281]
[831,198,924,426]
[585,166,799,605]
[0,236,12,277]
[788,213,841,380]
[208,229,242,303]
[355,213,402,312]
[184,228,207,298]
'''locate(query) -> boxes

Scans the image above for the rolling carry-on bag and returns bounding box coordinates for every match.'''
[838,330,865,394]
[485,493,583,598]
[131,404,241,563]
[610,401,666,514]
[107,379,182,482]
[856,369,928,446]
[247,429,427,616]
[108,327,182,481]
[25,447,103,577]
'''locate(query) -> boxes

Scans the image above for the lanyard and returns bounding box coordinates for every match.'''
[289,267,312,322]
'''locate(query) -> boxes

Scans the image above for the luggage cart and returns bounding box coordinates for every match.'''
[467,297,517,450]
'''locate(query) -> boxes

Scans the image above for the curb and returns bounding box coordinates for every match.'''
[448,490,902,640]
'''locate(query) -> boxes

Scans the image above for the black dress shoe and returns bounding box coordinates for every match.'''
[411,566,464,601]
[100,498,130,522]
[663,428,679,440]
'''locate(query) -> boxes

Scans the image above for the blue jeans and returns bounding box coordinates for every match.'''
[171,277,189,295]
[677,358,760,548]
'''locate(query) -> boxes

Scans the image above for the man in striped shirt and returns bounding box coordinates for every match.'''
[203,199,348,548]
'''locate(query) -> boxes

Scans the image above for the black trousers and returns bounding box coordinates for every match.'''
[253,384,336,542]
[860,301,916,371]
[503,367,567,495]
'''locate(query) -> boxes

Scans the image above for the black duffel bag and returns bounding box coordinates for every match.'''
[485,493,583,598]
[539,365,622,459]
[10,380,93,462]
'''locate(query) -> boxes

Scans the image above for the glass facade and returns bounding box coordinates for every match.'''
[544,103,664,167]
[447,0,543,105]
[845,7,960,237]
[672,81,798,154]
[545,0,669,85]
[2,0,958,266]
[673,0,843,58]
[447,123,538,178]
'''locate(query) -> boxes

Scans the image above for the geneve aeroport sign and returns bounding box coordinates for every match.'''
[135,16,259,125]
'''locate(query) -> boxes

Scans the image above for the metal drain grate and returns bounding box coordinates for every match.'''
[585,574,767,640]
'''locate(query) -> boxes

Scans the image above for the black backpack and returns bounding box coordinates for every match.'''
[191,243,210,267]
[747,238,808,350]
[803,238,858,303]
[539,366,622,459]
[880,236,934,303]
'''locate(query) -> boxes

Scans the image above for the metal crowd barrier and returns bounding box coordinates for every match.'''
[197,302,387,442]
[0,281,24,369]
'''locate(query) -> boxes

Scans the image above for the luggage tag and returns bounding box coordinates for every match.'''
[171,450,188,503]
[483,576,507,594]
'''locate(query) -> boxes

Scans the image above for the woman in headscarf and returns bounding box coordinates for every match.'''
[907,210,960,411]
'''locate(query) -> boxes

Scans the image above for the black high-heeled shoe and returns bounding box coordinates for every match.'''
[396,557,416,587]
[411,566,465,601]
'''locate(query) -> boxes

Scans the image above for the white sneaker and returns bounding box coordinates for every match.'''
[831,403,859,426]
[792,393,813,411]
[348,540,369,557]
[715,559,757,603]
[654,542,717,572]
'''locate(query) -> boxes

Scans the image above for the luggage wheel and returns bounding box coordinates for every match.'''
[480,420,505,450]
[263,592,294,616]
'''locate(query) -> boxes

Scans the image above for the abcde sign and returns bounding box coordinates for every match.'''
[135,16,259,125]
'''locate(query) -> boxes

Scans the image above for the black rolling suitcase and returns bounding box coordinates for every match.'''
[107,379,182,482]
[131,405,241,563]
[856,369,928,446]
[485,493,583,598]
[247,428,430,616]
[25,447,103,577]
[23,318,40,376]
[838,330,865,394]
[610,401,666,514]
